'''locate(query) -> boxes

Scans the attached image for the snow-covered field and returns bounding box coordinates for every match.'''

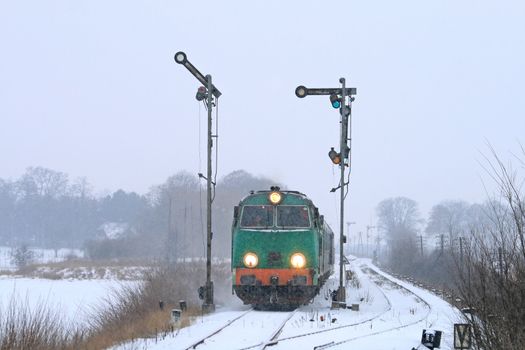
[0,245,144,331]
[0,256,462,349]
[114,258,461,350]
[0,277,139,327]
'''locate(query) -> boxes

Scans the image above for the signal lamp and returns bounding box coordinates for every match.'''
[243,252,258,268]
[295,85,307,98]
[268,191,283,205]
[328,147,341,165]
[196,86,207,101]
[174,51,187,64]
[290,253,306,268]
[329,94,341,109]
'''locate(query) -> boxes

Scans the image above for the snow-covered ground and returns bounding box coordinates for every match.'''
[0,276,139,327]
[114,258,462,350]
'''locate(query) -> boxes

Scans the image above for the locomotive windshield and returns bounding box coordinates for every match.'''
[240,205,311,228]
[277,205,310,228]
[240,205,274,227]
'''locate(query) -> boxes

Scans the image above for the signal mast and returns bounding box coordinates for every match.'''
[295,79,357,303]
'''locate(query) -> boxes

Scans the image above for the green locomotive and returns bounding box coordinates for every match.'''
[231,186,334,308]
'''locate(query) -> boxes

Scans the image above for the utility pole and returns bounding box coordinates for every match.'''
[498,246,503,275]
[366,225,375,257]
[374,234,381,261]
[175,51,221,312]
[295,80,357,303]
[346,221,356,255]
[419,235,424,256]
[168,196,174,266]
[366,231,369,257]
[183,205,187,260]
[459,236,464,263]
[358,231,364,257]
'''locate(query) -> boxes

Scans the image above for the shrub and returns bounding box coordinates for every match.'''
[10,245,35,269]
[0,297,83,350]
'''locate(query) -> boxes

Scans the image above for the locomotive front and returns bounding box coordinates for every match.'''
[231,187,333,308]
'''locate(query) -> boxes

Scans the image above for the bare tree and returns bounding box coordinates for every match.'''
[17,166,68,199]
[453,147,525,350]
[10,244,35,269]
[376,197,421,270]
[426,200,470,245]
[0,179,15,243]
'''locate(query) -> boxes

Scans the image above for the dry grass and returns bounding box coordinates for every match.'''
[81,262,231,349]
[0,261,232,349]
[0,297,85,350]
[83,304,201,350]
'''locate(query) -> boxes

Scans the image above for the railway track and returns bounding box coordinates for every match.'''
[260,309,299,349]
[237,260,433,350]
[309,262,433,349]
[124,258,447,350]
[183,308,298,350]
[237,309,299,350]
[183,309,254,350]
[237,262,399,349]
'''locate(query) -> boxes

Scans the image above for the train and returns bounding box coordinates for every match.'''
[231,186,334,308]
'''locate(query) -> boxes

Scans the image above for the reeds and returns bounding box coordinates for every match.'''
[0,261,231,349]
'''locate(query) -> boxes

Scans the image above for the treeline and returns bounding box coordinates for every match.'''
[375,197,492,278]
[375,149,525,350]
[0,167,279,260]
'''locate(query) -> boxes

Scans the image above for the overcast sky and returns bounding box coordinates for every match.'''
[1,1,524,239]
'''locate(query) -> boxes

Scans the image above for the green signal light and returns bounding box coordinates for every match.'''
[329,94,341,109]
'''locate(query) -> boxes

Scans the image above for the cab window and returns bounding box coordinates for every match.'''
[240,205,274,228]
[277,205,310,228]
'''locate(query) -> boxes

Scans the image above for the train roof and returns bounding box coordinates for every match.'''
[238,186,311,205]
[254,190,306,196]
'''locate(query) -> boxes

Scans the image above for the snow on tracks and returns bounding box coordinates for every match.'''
[266,261,432,349]
[131,308,298,350]
[114,258,460,350]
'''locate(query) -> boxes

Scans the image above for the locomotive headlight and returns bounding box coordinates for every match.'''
[290,253,306,268]
[269,191,282,205]
[243,252,258,268]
